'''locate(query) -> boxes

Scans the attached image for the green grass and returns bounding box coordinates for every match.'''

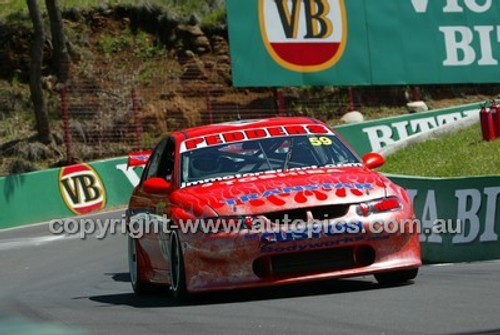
[1,0,127,18]
[380,124,500,178]
[0,0,222,20]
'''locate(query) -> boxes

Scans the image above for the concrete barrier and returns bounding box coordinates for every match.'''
[378,112,479,158]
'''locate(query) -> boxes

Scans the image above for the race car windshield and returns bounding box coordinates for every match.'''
[180,135,359,187]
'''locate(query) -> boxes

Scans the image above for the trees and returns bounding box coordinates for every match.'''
[27,0,51,144]
[26,0,70,144]
[45,0,70,84]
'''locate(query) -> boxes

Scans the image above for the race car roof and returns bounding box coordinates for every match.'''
[175,117,326,139]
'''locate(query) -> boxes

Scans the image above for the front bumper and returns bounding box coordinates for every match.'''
[181,215,422,293]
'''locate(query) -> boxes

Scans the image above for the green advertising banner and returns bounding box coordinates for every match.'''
[0,168,73,229]
[0,158,144,229]
[227,0,500,87]
[388,174,500,264]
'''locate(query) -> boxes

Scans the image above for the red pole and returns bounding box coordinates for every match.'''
[348,87,355,111]
[131,88,143,148]
[413,86,422,101]
[206,89,213,124]
[60,88,72,163]
[274,89,286,117]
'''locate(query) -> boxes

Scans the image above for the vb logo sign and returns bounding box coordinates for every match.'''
[59,164,106,215]
[259,0,347,72]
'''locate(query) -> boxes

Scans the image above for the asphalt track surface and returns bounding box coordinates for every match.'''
[1,210,500,335]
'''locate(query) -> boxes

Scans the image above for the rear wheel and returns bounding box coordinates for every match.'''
[169,230,187,300]
[375,268,419,285]
[128,236,155,295]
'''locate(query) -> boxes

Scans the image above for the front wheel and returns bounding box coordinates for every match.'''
[169,230,187,300]
[128,236,155,295]
[375,268,419,286]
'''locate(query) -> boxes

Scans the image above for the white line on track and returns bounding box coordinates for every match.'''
[426,259,500,267]
[0,209,125,234]
[0,234,81,251]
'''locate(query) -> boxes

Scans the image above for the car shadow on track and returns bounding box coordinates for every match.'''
[105,272,130,283]
[87,273,414,308]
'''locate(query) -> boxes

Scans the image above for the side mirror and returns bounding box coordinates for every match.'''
[363,153,385,170]
[142,178,171,195]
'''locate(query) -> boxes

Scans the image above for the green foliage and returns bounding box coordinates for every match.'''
[7,158,37,175]
[380,124,500,177]
[201,7,226,27]
[97,30,166,59]
[132,31,166,59]
[1,0,226,26]
[135,63,158,87]
[0,0,29,19]
[97,33,132,56]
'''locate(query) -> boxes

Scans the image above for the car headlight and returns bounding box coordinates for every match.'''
[356,197,402,217]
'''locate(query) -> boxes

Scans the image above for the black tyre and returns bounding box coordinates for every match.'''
[375,268,419,285]
[128,236,155,295]
[169,230,187,300]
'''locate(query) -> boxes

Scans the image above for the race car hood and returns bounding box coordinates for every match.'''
[175,166,389,217]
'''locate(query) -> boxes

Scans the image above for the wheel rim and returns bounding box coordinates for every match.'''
[170,232,181,291]
[128,237,138,287]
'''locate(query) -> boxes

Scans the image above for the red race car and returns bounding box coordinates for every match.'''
[126,117,421,298]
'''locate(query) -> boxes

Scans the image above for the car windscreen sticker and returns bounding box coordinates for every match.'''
[180,124,334,153]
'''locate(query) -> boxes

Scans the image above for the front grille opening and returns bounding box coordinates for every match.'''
[262,204,350,224]
[310,204,350,220]
[264,208,308,224]
[253,246,376,279]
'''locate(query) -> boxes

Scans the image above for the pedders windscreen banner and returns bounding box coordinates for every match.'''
[227,0,500,87]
